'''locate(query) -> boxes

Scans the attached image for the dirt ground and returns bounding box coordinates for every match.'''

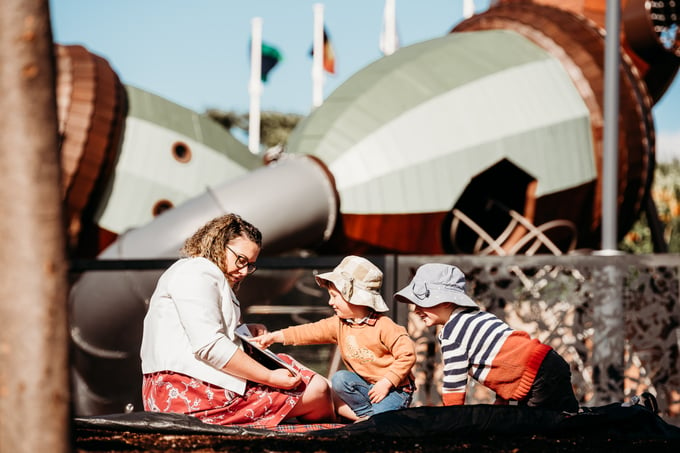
[74,428,680,453]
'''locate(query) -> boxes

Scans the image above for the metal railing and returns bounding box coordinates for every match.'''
[68,253,680,422]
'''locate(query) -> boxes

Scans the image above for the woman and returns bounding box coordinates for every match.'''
[140,213,336,427]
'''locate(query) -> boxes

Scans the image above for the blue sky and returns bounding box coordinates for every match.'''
[49,0,679,161]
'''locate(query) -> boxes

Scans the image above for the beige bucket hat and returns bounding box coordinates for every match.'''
[315,255,389,312]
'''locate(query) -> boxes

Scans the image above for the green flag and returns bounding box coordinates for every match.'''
[261,42,283,82]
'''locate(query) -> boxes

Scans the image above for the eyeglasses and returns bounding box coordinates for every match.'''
[226,245,257,274]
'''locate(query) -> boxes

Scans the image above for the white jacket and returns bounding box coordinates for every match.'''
[140,257,246,394]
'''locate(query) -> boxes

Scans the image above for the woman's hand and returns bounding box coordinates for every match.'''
[268,368,302,389]
[252,330,283,348]
[247,323,268,337]
[368,378,393,404]
[222,349,300,389]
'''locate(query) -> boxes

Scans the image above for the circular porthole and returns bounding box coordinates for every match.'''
[152,199,174,217]
[172,141,192,163]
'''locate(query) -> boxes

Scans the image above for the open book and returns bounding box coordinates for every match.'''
[235,324,298,376]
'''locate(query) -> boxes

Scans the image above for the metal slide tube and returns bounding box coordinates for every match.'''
[69,154,338,415]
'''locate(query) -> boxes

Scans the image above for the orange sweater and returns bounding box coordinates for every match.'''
[282,315,415,388]
[440,307,552,406]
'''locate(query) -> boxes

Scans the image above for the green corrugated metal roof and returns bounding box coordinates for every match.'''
[125,85,260,170]
[95,86,263,233]
[288,30,596,215]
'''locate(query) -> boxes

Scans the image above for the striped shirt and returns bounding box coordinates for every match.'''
[439,307,551,405]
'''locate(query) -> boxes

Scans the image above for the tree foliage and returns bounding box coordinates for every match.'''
[620,161,680,253]
[206,109,302,149]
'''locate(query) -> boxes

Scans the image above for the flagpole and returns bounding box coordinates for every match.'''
[463,0,475,19]
[249,17,263,154]
[312,3,324,109]
[381,0,397,56]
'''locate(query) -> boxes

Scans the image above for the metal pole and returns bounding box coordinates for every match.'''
[463,0,475,19]
[248,17,262,154]
[0,0,70,451]
[601,0,621,251]
[590,0,625,406]
[380,0,397,56]
[312,3,324,109]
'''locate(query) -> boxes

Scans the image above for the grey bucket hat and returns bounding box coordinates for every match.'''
[315,255,389,312]
[394,263,478,308]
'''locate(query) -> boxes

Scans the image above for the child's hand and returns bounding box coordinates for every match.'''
[494,396,510,405]
[247,323,268,337]
[252,330,283,348]
[368,378,393,404]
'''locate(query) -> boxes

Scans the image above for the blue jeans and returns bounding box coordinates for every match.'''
[331,370,412,417]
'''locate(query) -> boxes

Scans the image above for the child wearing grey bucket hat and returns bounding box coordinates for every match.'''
[254,256,416,422]
[395,263,579,413]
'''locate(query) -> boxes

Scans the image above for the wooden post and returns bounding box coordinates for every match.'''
[0,0,70,452]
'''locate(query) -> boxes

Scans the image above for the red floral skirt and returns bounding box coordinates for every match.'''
[142,354,315,428]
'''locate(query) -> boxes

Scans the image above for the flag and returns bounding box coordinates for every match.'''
[261,42,282,82]
[322,28,335,74]
[310,27,335,74]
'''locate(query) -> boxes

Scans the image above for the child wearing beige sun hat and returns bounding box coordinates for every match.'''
[254,255,416,422]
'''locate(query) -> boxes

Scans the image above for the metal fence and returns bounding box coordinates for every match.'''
[69,254,680,423]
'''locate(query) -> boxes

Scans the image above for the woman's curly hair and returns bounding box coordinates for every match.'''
[180,213,262,275]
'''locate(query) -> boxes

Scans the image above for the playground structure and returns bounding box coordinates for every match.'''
[58,1,679,416]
